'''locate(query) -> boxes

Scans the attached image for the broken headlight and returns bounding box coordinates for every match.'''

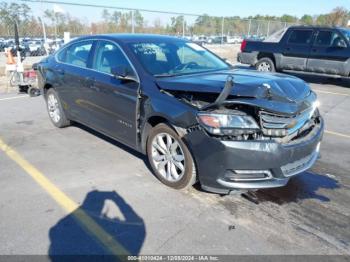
[197,112,260,136]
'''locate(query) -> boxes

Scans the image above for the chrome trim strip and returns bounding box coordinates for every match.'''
[260,106,315,135]
[226,170,273,181]
[217,177,290,189]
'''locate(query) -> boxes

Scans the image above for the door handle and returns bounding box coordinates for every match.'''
[312,48,317,52]
[84,76,95,85]
[286,47,291,51]
[85,77,99,91]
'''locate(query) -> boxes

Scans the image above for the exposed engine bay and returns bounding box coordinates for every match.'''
[160,74,322,144]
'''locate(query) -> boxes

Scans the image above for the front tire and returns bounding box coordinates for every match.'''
[147,123,197,190]
[256,57,275,72]
[45,88,71,128]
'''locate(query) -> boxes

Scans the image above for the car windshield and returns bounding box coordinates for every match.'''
[340,29,350,42]
[128,41,230,77]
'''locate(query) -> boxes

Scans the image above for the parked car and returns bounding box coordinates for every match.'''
[192,35,212,45]
[238,26,350,77]
[210,36,243,45]
[26,40,46,56]
[10,43,29,58]
[35,34,323,194]
[226,35,243,44]
[211,36,224,44]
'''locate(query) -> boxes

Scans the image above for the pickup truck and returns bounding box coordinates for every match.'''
[237,26,350,77]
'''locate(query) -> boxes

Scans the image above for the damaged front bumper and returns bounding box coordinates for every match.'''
[184,117,324,194]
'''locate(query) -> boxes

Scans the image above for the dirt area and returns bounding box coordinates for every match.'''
[205,44,241,63]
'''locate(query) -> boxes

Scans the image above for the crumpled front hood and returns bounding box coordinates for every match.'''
[156,69,315,114]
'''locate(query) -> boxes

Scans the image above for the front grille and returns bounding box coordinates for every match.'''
[260,107,315,137]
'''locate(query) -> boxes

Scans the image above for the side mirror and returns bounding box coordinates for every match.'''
[111,66,138,82]
[338,41,347,48]
[32,63,38,71]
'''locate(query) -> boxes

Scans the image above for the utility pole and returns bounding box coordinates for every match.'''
[221,16,224,44]
[131,10,135,33]
[54,13,57,39]
[39,17,47,43]
[247,19,252,37]
[182,17,185,38]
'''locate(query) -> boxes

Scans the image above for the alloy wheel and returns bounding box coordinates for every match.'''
[257,62,271,72]
[151,132,186,182]
[47,93,61,123]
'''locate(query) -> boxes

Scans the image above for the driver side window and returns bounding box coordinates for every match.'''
[93,41,133,75]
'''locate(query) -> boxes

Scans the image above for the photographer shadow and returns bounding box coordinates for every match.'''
[48,190,145,260]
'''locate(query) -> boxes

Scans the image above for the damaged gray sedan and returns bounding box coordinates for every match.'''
[36,34,324,194]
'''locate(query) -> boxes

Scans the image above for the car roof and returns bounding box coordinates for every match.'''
[70,34,186,44]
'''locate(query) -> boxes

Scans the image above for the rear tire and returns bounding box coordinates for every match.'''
[147,123,197,190]
[45,88,71,128]
[256,57,275,72]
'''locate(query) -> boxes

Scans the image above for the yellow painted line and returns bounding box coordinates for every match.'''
[325,130,350,139]
[0,137,129,259]
[0,95,28,101]
[313,89,350,97]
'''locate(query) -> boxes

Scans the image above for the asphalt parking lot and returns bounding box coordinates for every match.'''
[0,72,350,257]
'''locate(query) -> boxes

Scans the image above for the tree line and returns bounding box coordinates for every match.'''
[0,1,349,38]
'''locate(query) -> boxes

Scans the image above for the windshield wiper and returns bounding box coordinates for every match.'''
[154,73,179,78]
[155,68,231,78]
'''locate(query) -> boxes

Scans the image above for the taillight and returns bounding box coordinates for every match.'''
[240,39,247,52]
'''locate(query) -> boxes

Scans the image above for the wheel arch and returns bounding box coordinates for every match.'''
[43,83,54,97]
[257,52,276,66]
[140,115,174,154]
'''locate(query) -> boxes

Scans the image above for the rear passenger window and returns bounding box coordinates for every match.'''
[288,30,313,45]
[63,41,93,68]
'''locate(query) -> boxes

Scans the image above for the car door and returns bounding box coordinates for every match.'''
[54,40,95,122]
[81,40,139,147]
[307,29,349,76]
[280,29,314,71]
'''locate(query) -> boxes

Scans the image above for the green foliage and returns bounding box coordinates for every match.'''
[0,2,32,35]
[300,15,313,25]
[280,14,298,23]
